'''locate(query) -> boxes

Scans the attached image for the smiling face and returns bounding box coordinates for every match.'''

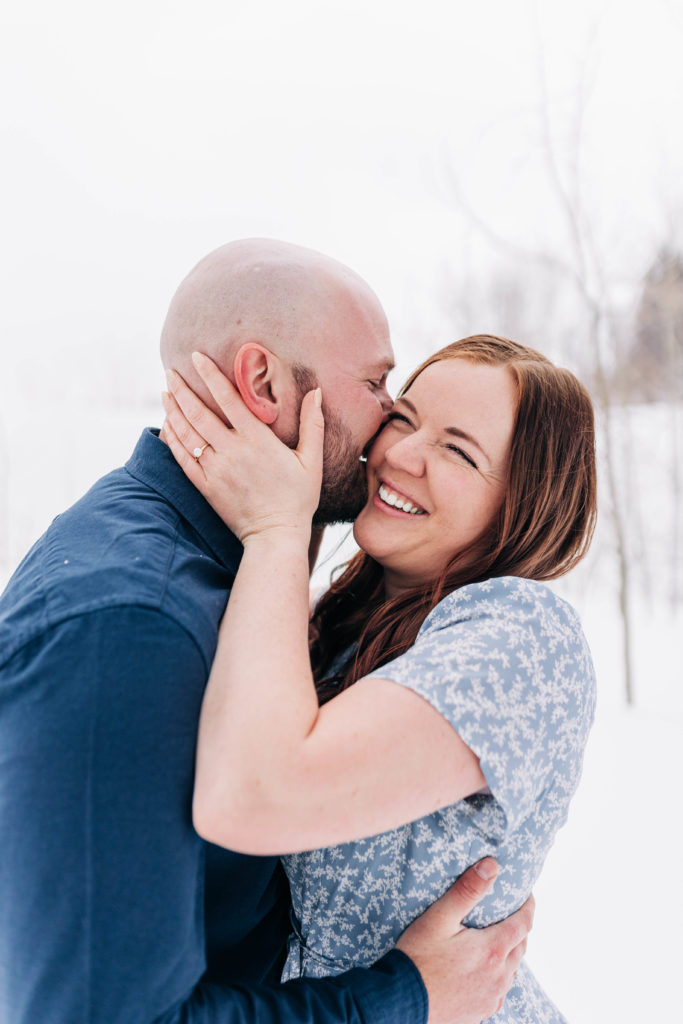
[352,357,518,597]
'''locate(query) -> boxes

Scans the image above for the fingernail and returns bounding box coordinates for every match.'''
[474,858,499,881]
[191,351,205,369]
[165,369,175,387]
[314,387,322,408]
[161,391,170,408]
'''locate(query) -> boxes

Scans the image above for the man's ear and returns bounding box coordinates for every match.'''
[232,343,284,425]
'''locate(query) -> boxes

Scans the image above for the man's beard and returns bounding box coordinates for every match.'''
[314,415,368,525]
[290,363,369,526]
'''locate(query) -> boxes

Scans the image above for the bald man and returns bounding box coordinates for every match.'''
[159,239,395,527]
[0,241,531,1024]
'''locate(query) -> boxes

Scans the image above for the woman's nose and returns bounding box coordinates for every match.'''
[384,435,425,476]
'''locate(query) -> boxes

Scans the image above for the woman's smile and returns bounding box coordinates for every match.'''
[374,479,428,517]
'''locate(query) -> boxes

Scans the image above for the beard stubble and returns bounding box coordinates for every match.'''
[289,363,369,526]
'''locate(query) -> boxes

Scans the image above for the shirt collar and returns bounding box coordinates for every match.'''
[125,428,243,570]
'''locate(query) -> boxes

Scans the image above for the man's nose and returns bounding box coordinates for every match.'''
[378,388,394,423]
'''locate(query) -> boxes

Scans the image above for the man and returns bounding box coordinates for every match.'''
[0,240,532,1024]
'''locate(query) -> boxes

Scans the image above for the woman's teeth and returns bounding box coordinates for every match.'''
[378,484,426,515]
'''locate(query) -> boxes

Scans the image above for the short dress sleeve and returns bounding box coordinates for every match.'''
[367,576,596,834]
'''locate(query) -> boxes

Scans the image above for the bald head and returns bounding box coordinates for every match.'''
[160,238,386,387]
[160,239,394,524]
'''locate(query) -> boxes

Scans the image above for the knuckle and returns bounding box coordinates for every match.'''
[509,936,527,970]
[488,943,507,970]
[478,932,506,971]
[509,921,526,949]
[177,421,195,446]
[186,398,204,426]
[502,911,527,948]
[488,926,516,966]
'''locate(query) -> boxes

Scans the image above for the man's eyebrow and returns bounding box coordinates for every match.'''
[396,396,490,462]
[363,361,394,382]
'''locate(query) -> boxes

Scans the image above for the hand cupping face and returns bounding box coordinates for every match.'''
[161,352,324,545]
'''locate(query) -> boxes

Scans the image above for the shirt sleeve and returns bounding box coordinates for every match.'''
[178,951,426,1024]
[368,576,596,834]
[0,606,426,1024]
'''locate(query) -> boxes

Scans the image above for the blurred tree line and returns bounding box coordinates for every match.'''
[616,248,683,403]
[438,116,683,706]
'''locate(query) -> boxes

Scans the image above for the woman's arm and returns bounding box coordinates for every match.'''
[194,530,485,855]
[163,356,485,855]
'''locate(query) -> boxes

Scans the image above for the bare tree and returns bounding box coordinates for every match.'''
[441,39,641,702]
[630,249,683,606]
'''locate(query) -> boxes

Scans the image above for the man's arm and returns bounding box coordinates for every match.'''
[156,859,530,1024]
[0,606,529,1024]
[2,606,422,1024]
[172,862,531,1024]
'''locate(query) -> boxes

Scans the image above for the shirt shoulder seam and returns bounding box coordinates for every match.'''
[0,602,210,676]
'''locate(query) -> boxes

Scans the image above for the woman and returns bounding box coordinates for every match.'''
[162,335,597,1023]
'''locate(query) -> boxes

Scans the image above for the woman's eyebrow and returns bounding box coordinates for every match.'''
[396,396,490,463]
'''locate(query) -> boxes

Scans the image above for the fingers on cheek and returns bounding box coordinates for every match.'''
[173,381,206,429]
[164,418,185,458]
[511,943,525,971]
[165,386,197,437]
[178,396,201,429]
[168,410,195,449]
[162,415,179,448]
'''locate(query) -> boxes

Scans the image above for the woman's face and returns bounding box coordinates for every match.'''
[353,357,517,597]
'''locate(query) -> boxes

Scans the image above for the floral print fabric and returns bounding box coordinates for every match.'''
[282,576,596,1023]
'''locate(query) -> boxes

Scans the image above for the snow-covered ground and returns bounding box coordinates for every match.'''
[1,397,681,1023]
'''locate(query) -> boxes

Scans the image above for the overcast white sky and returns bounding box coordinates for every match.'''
[2,0,682,391]
[1,0,683,554]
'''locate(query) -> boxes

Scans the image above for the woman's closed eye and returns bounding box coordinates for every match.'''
[445,443,478,469]
[387,413,478,469]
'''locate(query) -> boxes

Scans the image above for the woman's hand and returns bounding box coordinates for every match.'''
[161,352,324,544]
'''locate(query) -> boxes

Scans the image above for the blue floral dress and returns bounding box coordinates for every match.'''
[282,576,596,1023]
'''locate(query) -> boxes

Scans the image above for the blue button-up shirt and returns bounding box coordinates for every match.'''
[0,429,426,1024]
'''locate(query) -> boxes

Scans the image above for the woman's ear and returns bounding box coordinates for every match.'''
[232,343,283,424]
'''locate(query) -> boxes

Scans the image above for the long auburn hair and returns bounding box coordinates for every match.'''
[310,334,597,703]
